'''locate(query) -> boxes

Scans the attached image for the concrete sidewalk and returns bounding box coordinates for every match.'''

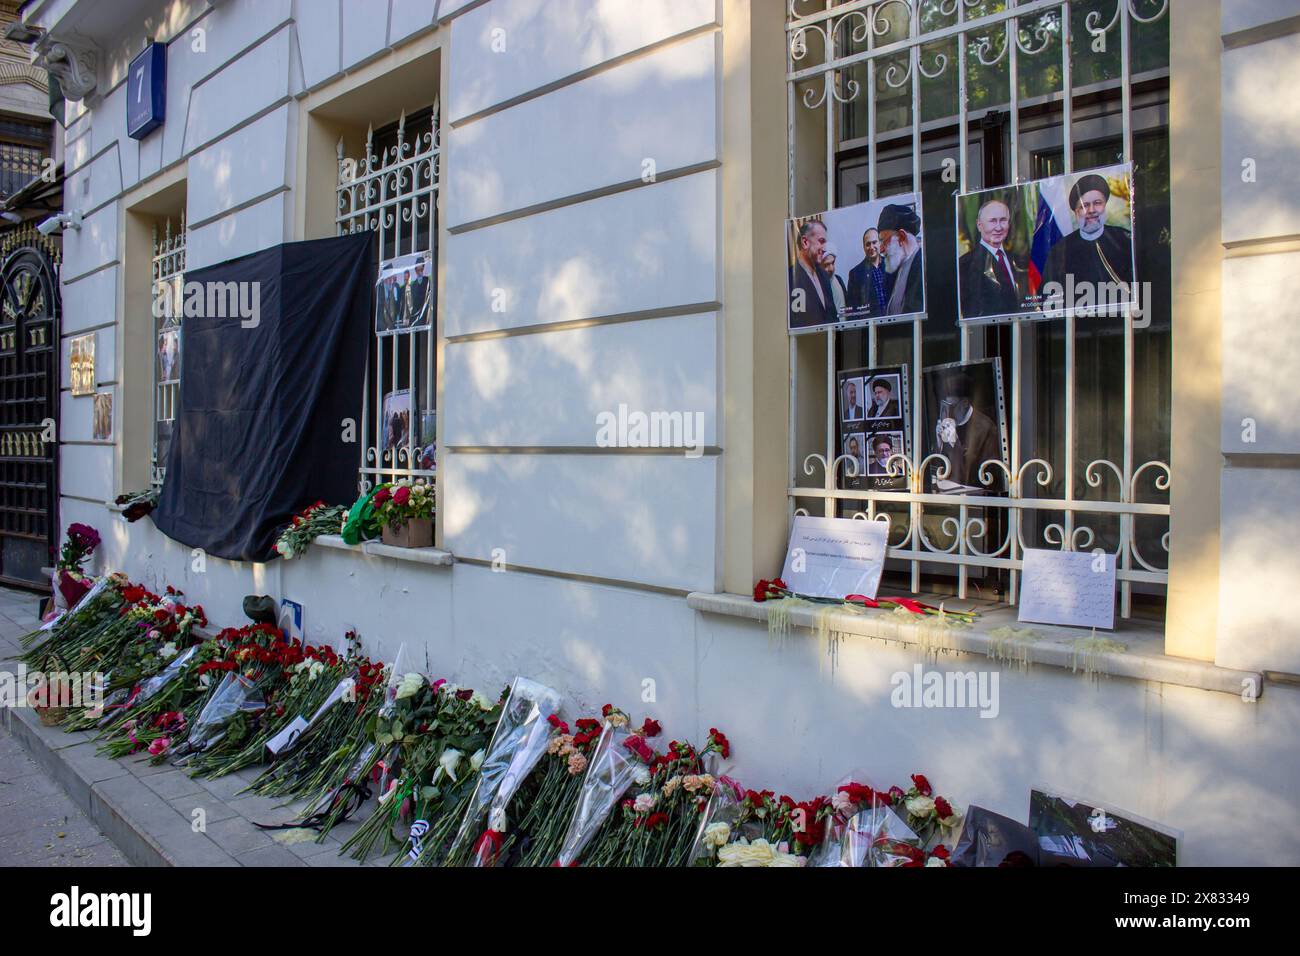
[0,586,375,868]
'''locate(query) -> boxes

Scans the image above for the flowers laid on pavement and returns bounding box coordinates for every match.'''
[20,566,982,869]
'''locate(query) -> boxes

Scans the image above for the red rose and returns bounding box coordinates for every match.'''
[911,773,932,796]
[373,487,391,505]
[393,485,411,506]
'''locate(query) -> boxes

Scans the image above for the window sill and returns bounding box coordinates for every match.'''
[685,591,1262,698]
[311,534,454,567]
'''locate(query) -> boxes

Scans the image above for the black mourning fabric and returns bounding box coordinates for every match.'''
[152,233,375,562]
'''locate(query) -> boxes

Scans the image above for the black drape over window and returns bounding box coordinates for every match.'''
[153,232,375,561]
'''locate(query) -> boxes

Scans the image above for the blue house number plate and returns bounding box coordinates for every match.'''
[127,42,166,140]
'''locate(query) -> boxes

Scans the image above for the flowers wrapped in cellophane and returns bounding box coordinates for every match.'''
[497,712,606,867]
[184,643,349,779]
[810,772,960,866]
[688,773,746,866]
[554,709,656,866]
[443,676,563,867]
[167,672,266,763]
[333,675,501,861]
[582,726,729,867]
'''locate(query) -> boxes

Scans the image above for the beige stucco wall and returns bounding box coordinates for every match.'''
[1165,0,1222,662]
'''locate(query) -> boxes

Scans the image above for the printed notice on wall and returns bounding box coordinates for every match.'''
[780,515,889,599]
[1018,548,1116,630]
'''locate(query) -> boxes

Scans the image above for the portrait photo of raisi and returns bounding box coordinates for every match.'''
[786,192,925,334]
[921,359,1009,495]
[1038,164,1136,316]
[956,163,1135,322]
[865,373,901,420]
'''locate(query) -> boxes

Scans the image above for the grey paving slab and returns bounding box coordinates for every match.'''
[138,768,207,801]
[204,814,277,856]
[240,844,308,867]
[167,791,240,827]
[0,723,127,867]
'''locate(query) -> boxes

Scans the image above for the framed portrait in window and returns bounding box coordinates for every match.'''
[787,192,926,334]
[375,252,434,337]
[955,163,1136,323]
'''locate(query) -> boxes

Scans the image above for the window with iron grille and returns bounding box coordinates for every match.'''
[786,0,1170,621]
[335,103,439,495]
[151,215,185,489]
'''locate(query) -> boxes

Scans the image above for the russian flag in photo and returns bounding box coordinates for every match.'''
[1027,181,1073,296]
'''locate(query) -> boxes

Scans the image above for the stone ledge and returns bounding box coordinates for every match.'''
[312,534,454,566]
[686,591,1264,698]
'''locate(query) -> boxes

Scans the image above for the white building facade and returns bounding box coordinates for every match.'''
[16,0,1300,864]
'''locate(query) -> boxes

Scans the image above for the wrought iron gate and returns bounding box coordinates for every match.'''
[0,227,60,589]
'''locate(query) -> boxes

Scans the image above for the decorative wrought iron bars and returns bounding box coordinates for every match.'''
[785,0,1171,619]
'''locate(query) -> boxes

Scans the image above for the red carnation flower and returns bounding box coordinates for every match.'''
[911,773,932,796]
[935,796,953,819]
[641,718,662,738]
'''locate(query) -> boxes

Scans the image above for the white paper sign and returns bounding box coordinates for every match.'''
[1018,548,1116,630]
[780,515,889,599]
[266,716,310,757]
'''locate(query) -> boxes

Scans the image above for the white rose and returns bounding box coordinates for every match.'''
[703,822,731,848]
[159,642,178,660]
[470,749,485,772]
[717,839,772,867]
[435,748,463,782]
[395,672,424,700]
[905,795,936,819]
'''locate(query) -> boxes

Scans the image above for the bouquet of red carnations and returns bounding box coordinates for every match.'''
[184,640,349,778]
[245,658,387,798]
[581,727,729,867]
[553,710,659,866]
[500,712,606,867]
